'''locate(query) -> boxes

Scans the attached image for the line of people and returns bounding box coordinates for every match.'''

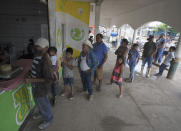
[25,33,108,130]
[24,33,176,130]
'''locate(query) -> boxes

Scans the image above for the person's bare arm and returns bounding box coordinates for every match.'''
[62,59,74,70]
[123,48,128,57]
[64,62,74,70]
[115,47,119,55]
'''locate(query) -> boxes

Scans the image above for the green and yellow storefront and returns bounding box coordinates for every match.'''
[0,60,35,131]
[0,0,90,130]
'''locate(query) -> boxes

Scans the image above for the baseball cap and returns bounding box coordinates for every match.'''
[35,38,49,48]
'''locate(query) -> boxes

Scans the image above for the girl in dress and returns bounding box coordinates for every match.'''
[110,57,124,98]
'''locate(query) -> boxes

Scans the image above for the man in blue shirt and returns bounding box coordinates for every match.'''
[93,33,108,91]
[154,34,165,65]
[127,44,140,82]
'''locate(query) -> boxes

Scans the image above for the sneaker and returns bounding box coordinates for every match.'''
[50,97,57,107]
[88,95,93,101]
[33,114,42,120]
[116,94,123,98]
[69,94,74,101]
[38,121,51,130]
[154,73,161,76]
[61,93,65,97]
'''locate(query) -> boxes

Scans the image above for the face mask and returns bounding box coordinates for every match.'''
[33,48,43,56]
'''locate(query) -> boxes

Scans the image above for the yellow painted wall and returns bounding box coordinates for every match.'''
[55,0,90,25]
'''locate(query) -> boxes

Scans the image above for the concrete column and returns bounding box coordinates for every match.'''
[132,29,136,43]
[48,0,56,46]
[94,4,101,40]
[167,36,181,79]
[89,3,96,27]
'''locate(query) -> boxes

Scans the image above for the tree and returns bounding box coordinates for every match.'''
[154,23,178,37]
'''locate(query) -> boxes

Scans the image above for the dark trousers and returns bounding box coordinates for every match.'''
[80,71,93,95]
[51,82,58,97]
[159,64,168,75]
[34,96,53,122]
[51,72,59,97]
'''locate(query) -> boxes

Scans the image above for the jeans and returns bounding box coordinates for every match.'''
[34,96,53,122]
[142,57,153,68]
[80,71,93,95]
[129,64,136,81]
[159,64,168,75]
[155,49,164,64]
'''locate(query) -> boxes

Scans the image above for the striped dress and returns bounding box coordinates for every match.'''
[111,64,123,86]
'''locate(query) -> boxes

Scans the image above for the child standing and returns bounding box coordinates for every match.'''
[126,44,140,82]
[61,48,76,100]
[48,47,59,106]
[110,57,124,98]
[155,46,176,76]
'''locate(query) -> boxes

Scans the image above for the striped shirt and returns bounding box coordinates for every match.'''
[31,56,42,78]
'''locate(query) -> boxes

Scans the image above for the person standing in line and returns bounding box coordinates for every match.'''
[155,46,176,77]
[61,47,76,100]
[48,47,59,106]
[110,57,124,98]
[154,34,165,65]
[141,35,157,78]
[126,44,140,82]
[78,40,98,101]
[25,38,55,130]
[163,35,173,58]
[93,33,108,91]
[115,38,129,79]
[115,38,129,65]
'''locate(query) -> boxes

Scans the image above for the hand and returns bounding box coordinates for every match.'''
[87,69,92,73]
[63,59,67,64]
[98,64,103,69]
[118,77,122,81]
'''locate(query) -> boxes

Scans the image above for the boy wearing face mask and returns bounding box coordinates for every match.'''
[48,47,59,106]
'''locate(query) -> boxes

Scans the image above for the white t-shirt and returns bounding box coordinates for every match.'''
[80,56,90,71]
[163,52,175,66]
[164,43,174,51]
[50,55,57,65]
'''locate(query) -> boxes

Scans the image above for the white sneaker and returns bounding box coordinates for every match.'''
[33,114,42,120]
[117,94,123,98]
[88,95,93,101]
[61,93,65,97]
[38,121,51,130]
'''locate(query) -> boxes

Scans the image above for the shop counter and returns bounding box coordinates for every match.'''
[0,59,35,131]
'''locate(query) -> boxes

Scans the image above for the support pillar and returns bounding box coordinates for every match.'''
[94,4,101,40]
[48,0,56,46]
[132,29,136,43]
[167,36,181,79]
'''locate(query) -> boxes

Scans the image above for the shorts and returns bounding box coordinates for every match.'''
[142,57,153,68]
[63,78,74,86]
[94,66,103,80]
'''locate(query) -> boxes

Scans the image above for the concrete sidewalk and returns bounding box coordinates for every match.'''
[23,51,181,131]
